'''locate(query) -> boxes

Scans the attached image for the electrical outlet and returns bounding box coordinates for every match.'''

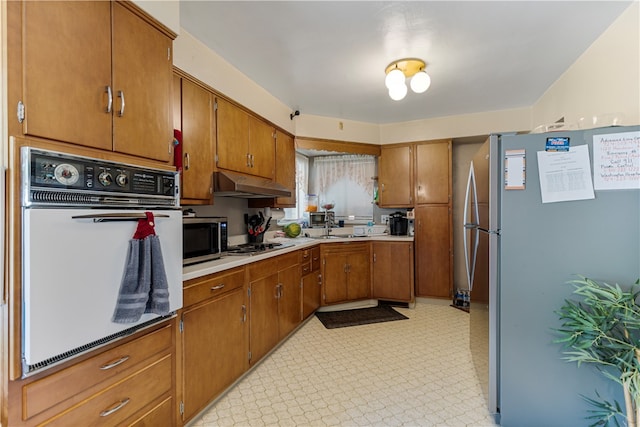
[380,214,389,225]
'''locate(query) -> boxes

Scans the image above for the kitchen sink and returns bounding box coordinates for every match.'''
[307,234,369,239]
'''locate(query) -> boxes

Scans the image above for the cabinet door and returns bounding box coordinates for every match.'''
[249,274,280,364]
[180,79,213,201]
[112,2,173,162]
[415,205,452,298]
[216,98,250,174]
[273,130,296,207]
[182,287,247,422]
[346,249,371,301]
[21,1,112,150]
[379,145,413,207]
[248,115,275,179]
[372,242,414,301]
[322,253,348,304]
[302,272,322,319]
[415,141,451,204]
[278,264,301,339]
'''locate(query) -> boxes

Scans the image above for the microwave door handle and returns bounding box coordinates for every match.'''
[71,213,170,222]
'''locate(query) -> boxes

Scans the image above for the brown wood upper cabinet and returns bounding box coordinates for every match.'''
[378,144,413,208]
[216,97,275,179]
[14,1,175,162]
[415,140,451,204]
[174,76,214,202]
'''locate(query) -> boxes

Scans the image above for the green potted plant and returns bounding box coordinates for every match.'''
[555,276,640,427]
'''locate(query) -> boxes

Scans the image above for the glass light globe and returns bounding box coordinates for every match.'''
[410,71,431,93]
[385,68,405,89]
[388,83,407,101]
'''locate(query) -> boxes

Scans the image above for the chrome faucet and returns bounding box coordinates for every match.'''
[324,211,334,236]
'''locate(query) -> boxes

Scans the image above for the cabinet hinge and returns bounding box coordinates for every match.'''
[179,318,184,333]
[179,401,184,415]
[248,287,251,297]
[17,101,25,123]
[215,154,219,164]
[214,100,218,111]
[248,351,252,361]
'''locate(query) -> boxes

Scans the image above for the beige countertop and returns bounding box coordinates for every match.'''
[183,234,414,281]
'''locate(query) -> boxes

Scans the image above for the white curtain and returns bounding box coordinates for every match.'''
[311,155,375,220]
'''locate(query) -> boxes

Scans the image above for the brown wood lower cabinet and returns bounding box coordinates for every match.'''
[301,246,322,319]
[321,242,370,305]
[180,267,247,423]
[415,205,453,298]
[9,322,176,427]
[372,241,414,302]
[248,251,301,365]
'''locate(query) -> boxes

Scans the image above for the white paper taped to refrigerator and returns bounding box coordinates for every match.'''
[504,149,526,190]
[537,144,595,203]
[592,131,640,190]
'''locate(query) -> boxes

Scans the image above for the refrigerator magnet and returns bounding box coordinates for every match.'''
[546,137,570,152]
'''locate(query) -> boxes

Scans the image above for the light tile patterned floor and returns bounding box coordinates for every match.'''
[190,301,498,427]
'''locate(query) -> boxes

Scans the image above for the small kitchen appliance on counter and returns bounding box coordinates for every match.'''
[183,216,228,265]
[389,211,408,235]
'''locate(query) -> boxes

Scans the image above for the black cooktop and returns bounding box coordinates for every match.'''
[225,242,292,256]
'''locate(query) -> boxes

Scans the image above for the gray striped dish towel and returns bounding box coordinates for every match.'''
[112,212,170,324]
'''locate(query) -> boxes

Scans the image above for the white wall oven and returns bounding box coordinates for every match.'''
[21,148,183,376]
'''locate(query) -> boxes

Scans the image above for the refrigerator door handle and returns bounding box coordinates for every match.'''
[463,162,480,291]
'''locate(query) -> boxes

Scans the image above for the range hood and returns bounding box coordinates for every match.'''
[213,170,292,198]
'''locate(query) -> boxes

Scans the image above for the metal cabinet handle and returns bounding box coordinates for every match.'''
[99,355,130,370]
[100,398,130,417]
[373,253,377,263]
[246,153,251,167]
[105,86,113,113]
[317,273,322,285]
[211,283,225,291]
[250,154,255,168]
[117,90,125,117]
[185,153,191,170]
[242,304,247,322]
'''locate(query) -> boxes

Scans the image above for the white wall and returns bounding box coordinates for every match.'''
[173,31,295,135]
[532,2,640,129]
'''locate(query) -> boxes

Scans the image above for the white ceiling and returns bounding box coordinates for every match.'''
[180,1,632,125]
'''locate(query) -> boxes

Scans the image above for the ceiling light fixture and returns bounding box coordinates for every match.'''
[384,58,431,101]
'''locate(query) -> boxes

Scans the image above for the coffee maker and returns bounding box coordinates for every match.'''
[389,211,408,236]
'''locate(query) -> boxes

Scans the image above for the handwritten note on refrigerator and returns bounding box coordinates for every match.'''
[537,144,595,203]
[592,131,640,190]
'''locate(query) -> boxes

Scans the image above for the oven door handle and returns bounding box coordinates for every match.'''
[71,213,171,222]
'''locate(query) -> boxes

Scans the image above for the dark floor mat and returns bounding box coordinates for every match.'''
[315,305,408,329]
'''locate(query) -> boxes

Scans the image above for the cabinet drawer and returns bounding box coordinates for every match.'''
[311,247,321,271]
[127,395,173,427]
[300,261,312,276]
[45,355,172,426]
[299,248,311,263]
[247,258,277,282]
[184,267,245,307]
[24,324,173,420]
[277,251,299,270]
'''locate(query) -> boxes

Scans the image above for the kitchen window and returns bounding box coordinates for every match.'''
[284,154,375,223]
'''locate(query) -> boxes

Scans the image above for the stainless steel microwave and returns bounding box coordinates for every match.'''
[183,217,228,265]
[309,211,335,228]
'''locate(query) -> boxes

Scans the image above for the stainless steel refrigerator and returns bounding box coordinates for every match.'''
[464,126,640,426]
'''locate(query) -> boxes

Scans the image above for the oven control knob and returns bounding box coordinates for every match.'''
[98,171,113,187]
[115,173,129,187]
[54,163,79,185]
